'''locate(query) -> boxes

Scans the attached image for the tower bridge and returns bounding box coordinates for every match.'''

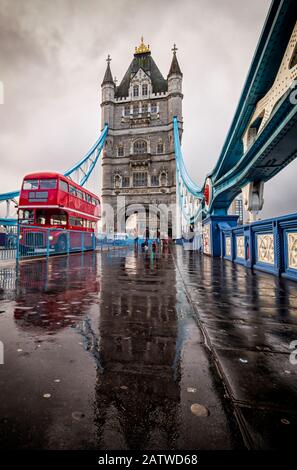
[1,0,297,280]
[1,0,297,453]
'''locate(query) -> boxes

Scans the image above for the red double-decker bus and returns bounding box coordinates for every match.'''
[18,172,100,253]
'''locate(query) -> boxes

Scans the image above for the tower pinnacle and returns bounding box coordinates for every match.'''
[134,36,150,55]
[168,44,182,76]
[101,54,114,86]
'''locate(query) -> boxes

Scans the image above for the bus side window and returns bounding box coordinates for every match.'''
[50,213,67,226]
[69,185,77,197]
[40,179,57,189]
[59,180,68,192]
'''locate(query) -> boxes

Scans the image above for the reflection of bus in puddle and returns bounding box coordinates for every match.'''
[14,252,99,332]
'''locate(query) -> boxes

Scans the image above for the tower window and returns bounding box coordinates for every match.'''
[151,103,157,113]
[114,175,121,189]
[133,104,139,116]
[122,176,130,188]
[133,85,139,97]
[133,172,148,187]
[118,145,124,156]
[142,84,148,96]
[133,139,147,155]
[151,175,159,186]
[157,142,164,154]
[160,172,167,186]
[124,105,130,116]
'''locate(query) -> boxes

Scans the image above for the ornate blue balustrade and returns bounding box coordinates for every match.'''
[202,213,297,281]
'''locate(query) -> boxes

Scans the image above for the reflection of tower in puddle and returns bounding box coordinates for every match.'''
[95,250,180,450]
[13,253,99,332]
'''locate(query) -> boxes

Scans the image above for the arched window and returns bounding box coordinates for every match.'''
[114,175,121,189]
[151,175,159,187]
[122,176,130,188]
[133,85,139,97]
[157,142,164,154]
[160,172,167,186]
[118,145,124,157]
[133,104,139,116]
[142,84,148,96]
[133,139,147,155]
[151,102,157,113]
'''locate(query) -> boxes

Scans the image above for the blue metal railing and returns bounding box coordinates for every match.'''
[0,225,18,260]
[16,226,134,259]
[17,226,97,259]
[216,212,297,281]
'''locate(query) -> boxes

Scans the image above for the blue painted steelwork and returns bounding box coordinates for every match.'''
[173,117,203,198]
[218,212,297,281]
[64,124,108,185]
[0,124,109,213]
[1,1,296,229]
[173,0,297,219]
[0,191,20,202]
[173,117,203,224]
[0,218,18,226]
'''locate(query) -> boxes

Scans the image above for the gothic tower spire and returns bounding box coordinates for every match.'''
[168,44,182,77]
[102,55,115,85]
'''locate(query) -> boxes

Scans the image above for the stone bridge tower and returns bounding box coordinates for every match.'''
[100,39,183,237]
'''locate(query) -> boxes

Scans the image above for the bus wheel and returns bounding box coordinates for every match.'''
[56,236,67,253]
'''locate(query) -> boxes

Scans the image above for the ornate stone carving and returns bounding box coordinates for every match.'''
[288,232,297,270]
[236,236,245,259]
[257,233,275,265]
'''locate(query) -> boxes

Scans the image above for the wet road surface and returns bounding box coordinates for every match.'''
[0,246,296,449]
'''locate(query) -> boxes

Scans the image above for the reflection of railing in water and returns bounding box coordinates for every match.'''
[0,267,16,291]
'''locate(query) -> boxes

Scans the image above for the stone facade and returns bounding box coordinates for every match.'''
[100,40,183,235]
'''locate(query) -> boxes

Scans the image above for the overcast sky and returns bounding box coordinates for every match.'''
[0,0,296,218]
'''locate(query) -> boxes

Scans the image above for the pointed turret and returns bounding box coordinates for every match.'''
[168,44,182,77]
[101,55,115,128]
[101,54,115,86]
[167,44,183,122]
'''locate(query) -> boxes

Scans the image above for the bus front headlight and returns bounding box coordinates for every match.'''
[19,235,22,240]
[48,235,54,241]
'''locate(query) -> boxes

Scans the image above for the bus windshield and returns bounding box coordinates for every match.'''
[40,179,57,189]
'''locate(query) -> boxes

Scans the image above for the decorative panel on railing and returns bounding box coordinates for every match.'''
[256,233,275,265]
[209,212,297,282]
[236,236,245,260]
[287,232,297,270]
